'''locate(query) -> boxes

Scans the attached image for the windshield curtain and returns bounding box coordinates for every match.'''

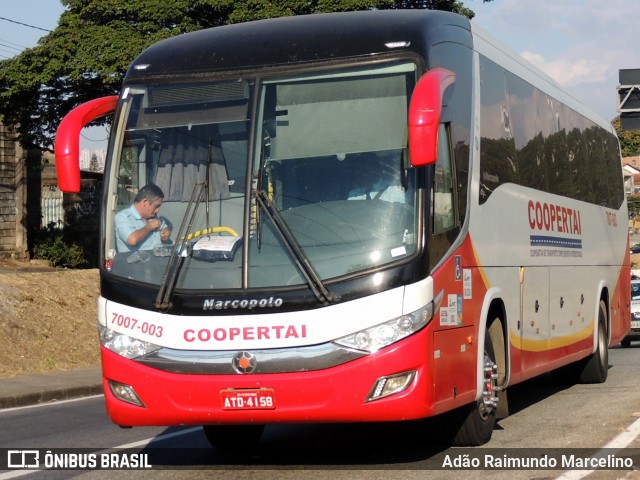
[104,61,419,290]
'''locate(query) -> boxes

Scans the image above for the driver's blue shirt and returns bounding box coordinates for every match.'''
[115,204,165,252]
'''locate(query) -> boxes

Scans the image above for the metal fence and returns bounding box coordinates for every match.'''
[41,184,64,228]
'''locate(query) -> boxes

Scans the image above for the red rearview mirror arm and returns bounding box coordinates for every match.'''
[54,96,118,192]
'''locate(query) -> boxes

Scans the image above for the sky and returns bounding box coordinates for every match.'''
[0,0,638,127]
[472,0,640,123]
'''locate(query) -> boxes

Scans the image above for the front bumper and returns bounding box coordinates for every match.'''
[101,330,443,427]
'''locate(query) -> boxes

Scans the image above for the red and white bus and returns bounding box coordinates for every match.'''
[55,10,630,447]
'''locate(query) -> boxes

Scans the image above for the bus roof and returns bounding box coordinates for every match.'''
[123,9,612,132]
[125,10,472,81]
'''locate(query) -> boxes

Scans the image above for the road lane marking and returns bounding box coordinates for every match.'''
[113,426,202,449]
[0,395,104,413]
[555,415,640,480]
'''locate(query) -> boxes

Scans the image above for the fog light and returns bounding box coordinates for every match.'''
[108,380,145,407]
[366,371,416,402]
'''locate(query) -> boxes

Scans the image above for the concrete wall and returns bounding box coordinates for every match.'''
[0,124,27,259]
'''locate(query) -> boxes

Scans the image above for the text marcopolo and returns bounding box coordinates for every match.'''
[203,297,283,311]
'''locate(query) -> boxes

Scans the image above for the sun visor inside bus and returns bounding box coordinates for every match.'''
[263,74,408,160]
[134,81,250,130]
[149,82,249,107]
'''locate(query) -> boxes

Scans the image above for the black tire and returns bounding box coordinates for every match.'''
[576,300,608,384]
[202,424,265,451]
[621,338,631,348]
[451,327,498,446]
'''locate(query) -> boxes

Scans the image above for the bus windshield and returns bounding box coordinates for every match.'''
[104,61,419,290]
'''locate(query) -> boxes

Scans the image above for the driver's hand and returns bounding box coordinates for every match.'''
[147,218,161,231]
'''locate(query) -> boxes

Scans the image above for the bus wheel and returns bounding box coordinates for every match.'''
[451,327,498,446]
[576,301,608,384]
[202,424,265,451]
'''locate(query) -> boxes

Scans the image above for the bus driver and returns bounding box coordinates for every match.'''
[115,184,172,253]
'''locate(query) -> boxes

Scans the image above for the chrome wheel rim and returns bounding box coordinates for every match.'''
[479,352,499,419]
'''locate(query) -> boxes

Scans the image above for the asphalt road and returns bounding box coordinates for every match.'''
[2,345,640,479]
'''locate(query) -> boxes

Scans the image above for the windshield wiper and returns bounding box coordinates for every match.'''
[255,190,337,305]
[154,181,207,311]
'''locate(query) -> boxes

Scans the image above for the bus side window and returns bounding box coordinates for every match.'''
[433,123,456,234]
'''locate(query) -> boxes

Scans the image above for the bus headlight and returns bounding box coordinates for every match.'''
[99,324,161,359]
[334,303,434,353]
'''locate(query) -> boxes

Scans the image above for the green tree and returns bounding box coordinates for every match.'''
[612,117,640,223]
[629,195,640,219]
[0,0,491,150]
[390,0,477,18]
[613,116,640,158]
[89,152,99,172]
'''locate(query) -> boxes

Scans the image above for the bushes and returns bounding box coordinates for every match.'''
[32,223,91,268]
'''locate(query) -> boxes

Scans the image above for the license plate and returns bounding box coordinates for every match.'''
[631,320,640,329]
[221,389,276,410]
